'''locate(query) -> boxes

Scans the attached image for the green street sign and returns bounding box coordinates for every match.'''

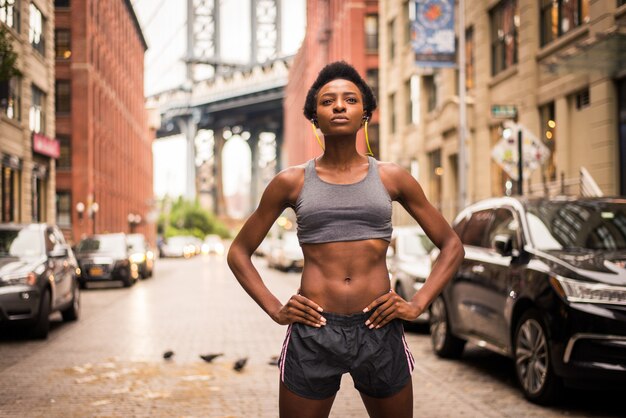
[491,104,517,119]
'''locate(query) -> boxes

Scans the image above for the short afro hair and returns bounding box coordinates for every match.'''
[303,61,377,123]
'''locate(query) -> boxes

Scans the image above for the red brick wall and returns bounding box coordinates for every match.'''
[283,0,379,166]
[55,0,154,245]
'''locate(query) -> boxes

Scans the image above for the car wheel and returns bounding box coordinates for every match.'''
[514,309,562,404]
[429,296,465,358]
[61,280,80,322]
[31,288,51,339]
[122,270,134,287]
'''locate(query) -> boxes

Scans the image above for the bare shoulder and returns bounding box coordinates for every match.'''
[376,160,417,200]
[265,163,307,205]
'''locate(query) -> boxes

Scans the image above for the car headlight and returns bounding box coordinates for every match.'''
[1,272,37,286]
[551,275,626,305]
[130,253,146,263]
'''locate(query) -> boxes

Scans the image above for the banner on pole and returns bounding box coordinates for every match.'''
[410,0,456,68]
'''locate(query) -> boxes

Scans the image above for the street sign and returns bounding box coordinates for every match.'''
[491,121,550,181]
[491,104,517,119]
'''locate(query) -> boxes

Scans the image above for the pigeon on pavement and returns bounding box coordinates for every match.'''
[199,353,223,363]
[163,350,174,360]
[233,357,248,372]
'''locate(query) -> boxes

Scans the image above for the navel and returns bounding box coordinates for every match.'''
[344,277,351,284]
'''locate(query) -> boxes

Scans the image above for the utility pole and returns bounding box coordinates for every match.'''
[458,0,468,212]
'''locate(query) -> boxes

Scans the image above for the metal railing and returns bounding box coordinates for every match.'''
[527,167,603,198]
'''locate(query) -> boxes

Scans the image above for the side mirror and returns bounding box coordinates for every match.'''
[493,234,513,257]
[48,247,69,258]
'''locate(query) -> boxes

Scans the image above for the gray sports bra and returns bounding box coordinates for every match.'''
[295,156,393,245]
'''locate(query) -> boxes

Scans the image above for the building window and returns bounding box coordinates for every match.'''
[429,149,443,210]
[490,0,519,75]
[57,135,71,169]
[56,191,71,227]
[32,173,46,222]
[539,102,557,182]
[54,0,70,7]
[30,85,46,133]
[424,74,437,112]
[0,0,20,31]
[0,76,21,120]
[366,69,379,101]
[1,165,20,222]
[404,0,411,44]
[365,14,378,52]
[575,88,590,110]
[55,29,71,59]
[410,75,420,125]
[466,27,475,90]
[388,18,395,60]
[540,0,590,46]
[29,3,45,55]
[389,93,396,133]
[55,80,71,113]
[404,79,412,127]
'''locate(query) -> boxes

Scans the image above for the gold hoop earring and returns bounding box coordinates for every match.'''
[364,119,374,156]
[311,122,325,152]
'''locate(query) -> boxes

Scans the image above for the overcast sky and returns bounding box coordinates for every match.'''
[132,0,306,96]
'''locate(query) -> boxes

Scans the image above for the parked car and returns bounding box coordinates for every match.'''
[388,226,436,324]
[267,231,304,271]
[126,233,155,278]
[75,233,139,287]
[201,234,225,255]
[0,223,80,338]
[160,236,196,258]
[429,196,626,404]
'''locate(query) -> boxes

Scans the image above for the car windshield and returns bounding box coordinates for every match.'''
[402,232,435,256]
[127,235,146,251]
[526,201,626,251]
[167,237,189,246]
[76,235,126,253]
[0,228,44,257]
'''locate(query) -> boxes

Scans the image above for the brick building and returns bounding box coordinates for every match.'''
[54,0,154,243]
[283,0,380,166]
[1,0,57,224]
[380,0,626,222]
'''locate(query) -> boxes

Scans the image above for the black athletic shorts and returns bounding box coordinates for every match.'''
[277,311,415,400]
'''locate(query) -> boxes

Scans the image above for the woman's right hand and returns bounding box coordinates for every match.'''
[272,295,327,327]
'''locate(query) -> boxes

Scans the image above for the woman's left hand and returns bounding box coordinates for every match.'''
[362,290,423,329]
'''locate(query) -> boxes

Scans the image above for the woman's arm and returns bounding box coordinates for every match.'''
[364,163,465,328]
[227,168,326,328]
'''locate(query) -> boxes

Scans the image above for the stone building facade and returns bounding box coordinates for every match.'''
[380,0,626,223]
[1,0,57,224]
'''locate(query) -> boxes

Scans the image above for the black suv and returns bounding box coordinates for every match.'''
[75,233,139,288]
[430,197,626,404]
[0,224,80,338]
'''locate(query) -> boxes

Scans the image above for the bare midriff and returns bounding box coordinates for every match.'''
[300,239,390,314]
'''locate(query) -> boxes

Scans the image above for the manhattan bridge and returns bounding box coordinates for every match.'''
[146,0,293,218]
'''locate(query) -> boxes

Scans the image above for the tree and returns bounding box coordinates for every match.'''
[0,25,21,81]
[157,197,230,239]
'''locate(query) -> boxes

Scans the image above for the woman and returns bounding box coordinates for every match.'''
[227,61,464,418]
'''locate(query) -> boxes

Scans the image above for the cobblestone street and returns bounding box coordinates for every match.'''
[0,255,623,417]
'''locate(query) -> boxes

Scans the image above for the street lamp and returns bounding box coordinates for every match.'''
[90,202,99,235]
[127,213,142,233]
[76,202,85,222]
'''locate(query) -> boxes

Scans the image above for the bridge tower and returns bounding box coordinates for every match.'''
[179,0,282,215]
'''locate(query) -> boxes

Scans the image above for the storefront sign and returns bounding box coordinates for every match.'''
[33,133,60,159]
[410,0,456,68]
